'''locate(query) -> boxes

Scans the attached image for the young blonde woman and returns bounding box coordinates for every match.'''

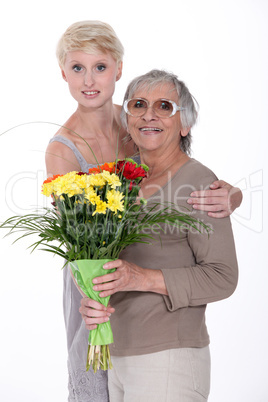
[45,21,242,402]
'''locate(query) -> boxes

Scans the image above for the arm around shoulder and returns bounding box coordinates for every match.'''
[188,179,243,218]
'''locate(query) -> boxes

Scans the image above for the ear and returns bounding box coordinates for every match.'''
[116,61,123,81]
[181,127,190,137]
[61,68,67,82]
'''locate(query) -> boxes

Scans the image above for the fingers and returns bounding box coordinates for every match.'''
[209,179,229,189]
[92,260,122,297]
[92,270,119,285]
[91,259,144,297]
[93,280,118,298]
[93,260,126,297]
[80,298,114,315]
[81,297,107,310]
[92,272,119,297]
[80,297,114,313]
[79,297,114,330]
[82,313,110,331]
[85,324,98,330]
[187,188,230,216]
[79,305,110,319]
[191,203,226,212]
[103,259,122,270]
[187,179,243,218]
[189,188,228,200]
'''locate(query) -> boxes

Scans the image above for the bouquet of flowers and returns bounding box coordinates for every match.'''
[1,158,209,372]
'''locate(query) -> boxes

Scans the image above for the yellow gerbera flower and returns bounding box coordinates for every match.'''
[84,187,99,205]
[42,182,54,197]
[93,199,108,216]
[106,190,124,213]
[100,170,121,189]
[75,174,91,190]
[89,173,106,188]
[48,172,80,197]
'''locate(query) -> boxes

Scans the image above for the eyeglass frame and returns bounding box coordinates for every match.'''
[123,97,186,118]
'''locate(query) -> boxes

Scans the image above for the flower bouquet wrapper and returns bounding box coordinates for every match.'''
[69,259,115,372]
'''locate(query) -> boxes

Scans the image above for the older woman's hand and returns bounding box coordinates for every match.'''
[187,180,243,218]
[92,259,168,298]
[79,298,115,331]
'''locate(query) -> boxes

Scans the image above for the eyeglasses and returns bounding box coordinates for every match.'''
[123,98,186,118]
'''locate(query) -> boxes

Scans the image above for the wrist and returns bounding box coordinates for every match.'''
[142,268,168,295]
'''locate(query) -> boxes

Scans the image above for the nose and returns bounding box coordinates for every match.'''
[84,71,95,87]
[142,106,158,121]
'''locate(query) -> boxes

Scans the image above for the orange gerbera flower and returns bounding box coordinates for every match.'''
[88,162,116,174]
[43,174,62,184]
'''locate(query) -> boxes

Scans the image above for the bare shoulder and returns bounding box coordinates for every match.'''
[45,113,82,175]
[45,133,80,176]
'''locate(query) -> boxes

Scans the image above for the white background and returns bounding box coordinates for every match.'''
[0,0,267,401]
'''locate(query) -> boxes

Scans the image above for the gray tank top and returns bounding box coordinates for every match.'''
[49,135,96,171]
[49,135,140,171]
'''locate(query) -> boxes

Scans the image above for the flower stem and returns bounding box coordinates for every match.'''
[86,344,113,373]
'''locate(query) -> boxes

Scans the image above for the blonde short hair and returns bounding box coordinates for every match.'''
[56,20,124,68]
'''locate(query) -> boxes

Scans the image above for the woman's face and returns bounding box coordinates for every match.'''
[61,51,122,109]
[127,83,188,154]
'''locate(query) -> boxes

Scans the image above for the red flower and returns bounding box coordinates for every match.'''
[116,161,147,180]
[77,171,88,176]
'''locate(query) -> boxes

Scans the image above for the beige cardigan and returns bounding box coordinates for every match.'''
[109,158,238,356]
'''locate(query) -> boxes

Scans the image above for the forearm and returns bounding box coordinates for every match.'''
[162,217,238,311]
[162,260,238,311]
[229,186,243,211]
[140,268,168,295]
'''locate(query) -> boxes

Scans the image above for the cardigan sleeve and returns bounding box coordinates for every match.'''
[161,177,239,311]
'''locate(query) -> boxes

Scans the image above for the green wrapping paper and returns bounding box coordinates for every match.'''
[69,259,115,371]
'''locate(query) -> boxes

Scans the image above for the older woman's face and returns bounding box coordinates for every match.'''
[127,83,188,154]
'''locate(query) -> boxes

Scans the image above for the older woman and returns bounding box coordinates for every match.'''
[81,69,238,401]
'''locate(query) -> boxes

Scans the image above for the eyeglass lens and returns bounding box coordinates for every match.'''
[127,99,175,117]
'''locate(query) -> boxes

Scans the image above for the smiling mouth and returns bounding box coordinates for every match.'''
[139,127,163,132]
[82,91,100,95]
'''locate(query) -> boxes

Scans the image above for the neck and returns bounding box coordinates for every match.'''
[75,102,121,140]
[140,145,189,179]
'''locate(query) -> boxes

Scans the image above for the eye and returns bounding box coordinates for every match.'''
[72,65,83,72]
[133,100,146,108]
[159,100,172,110]
[96,64,106,72]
